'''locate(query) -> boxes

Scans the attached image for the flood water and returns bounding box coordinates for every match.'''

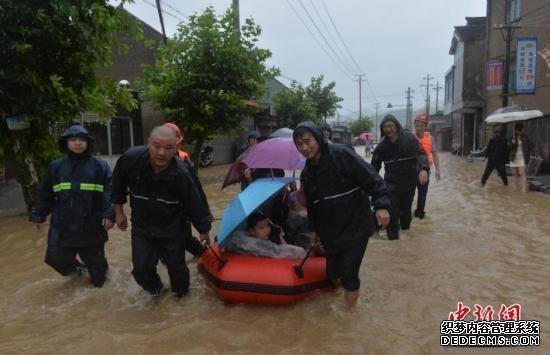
[1,152,549,354]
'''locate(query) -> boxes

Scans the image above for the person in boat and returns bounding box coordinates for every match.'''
[30,125,113,287]
[293,121,391,306]
[224,212,306,259]
[371,115,429,240]
[284,185,313,250]
[112,126,211,297]
[241,135,286,190]
[163,122,212,257]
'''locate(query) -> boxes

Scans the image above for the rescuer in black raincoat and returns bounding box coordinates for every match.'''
[371,115,429,240]
[293,121,391,306]
[112,126,211,297]
[480,126,509,186]
[30,125,114,287]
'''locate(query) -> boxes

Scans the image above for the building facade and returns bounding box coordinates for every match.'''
[484,0,550,173]
[444,17,487,155]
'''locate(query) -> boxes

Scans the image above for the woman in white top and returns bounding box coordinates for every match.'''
[508,123,533,192]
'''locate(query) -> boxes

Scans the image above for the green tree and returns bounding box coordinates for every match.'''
[305,75,342,122]
[349,116,374,136]
[273,75,342,128]
[0,1,139,211]
[272,81,316,128]
[141,7,278,164]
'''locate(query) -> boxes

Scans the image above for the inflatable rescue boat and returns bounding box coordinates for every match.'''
[198,243,331,305]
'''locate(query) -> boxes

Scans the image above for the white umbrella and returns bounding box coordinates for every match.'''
[485,106,544,123]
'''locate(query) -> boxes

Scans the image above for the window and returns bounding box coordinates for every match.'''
[445,70,454,104]
[506,0,521,22]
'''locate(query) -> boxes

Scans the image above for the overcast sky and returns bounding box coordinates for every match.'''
[115,0,486,120]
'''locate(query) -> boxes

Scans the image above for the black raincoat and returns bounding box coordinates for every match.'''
[371,115,429,189]
[111,145,211,238]
[111,145,211,296]
[30,125,114,247]
[371,115,429,239]
[295,121,391,250]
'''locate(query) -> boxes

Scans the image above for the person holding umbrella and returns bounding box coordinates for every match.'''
[508,123,533,191]
[293,121,391,307]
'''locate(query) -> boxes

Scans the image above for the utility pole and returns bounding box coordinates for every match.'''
[433,81,442,113]
[405,87,414,130]
[354,74,366,119]
[155,0,167,44]
[374,102,380,140]
[420,74,433,114]
[232,0,240,31]
[495,6,521,107]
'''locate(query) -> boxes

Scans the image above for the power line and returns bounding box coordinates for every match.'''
[319,0,362,73]
[296,0,355,77]
[140,0,184,22]
[284,0,353,80]
[518,3,550,20]
[307,0,352,72]
[162,0,190,19]
[319,0,378,103]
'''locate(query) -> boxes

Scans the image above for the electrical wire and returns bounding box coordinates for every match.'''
[296,0,356,77]
[318,0,378,103]
[140,0,184,22]
[284,0,354,80]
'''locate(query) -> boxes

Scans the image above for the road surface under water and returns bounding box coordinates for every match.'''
[0,152,549,354]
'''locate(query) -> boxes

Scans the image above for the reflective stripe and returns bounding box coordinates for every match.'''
[79,183,104,192]
[53,182,71,192]
[156,198,179,205]
[384,156,416,165]
[131,193,149,200]
[313,187,361,204]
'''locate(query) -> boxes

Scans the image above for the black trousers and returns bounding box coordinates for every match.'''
[481,160,508,185]
[387,185,415,240]
[131,227,189,297]
[325,236,369,291]
[45,243,108,287]
[416,177,430,214]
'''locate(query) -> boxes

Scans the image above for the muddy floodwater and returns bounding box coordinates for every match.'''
[1,152,549,354]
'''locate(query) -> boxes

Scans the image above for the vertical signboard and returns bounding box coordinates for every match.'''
[515,37,537,94]
[486,61,503,90]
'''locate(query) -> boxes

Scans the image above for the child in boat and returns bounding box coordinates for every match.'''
[224,212,306,259]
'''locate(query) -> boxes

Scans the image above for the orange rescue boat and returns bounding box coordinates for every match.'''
[198,243,332,305]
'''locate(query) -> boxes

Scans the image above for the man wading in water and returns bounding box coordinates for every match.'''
[293,121,391,307]
[371,115,429,240]
[112,126,211,297]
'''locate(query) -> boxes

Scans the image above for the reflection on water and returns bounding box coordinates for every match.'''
[1,153,549,353]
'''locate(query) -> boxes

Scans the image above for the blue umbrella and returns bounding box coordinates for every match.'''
[217,177,295,245]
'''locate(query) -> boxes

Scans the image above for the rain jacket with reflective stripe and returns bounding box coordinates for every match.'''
[295,121,391,250]
[371,115,430,189]
[30,125,113,247]
[111,145,211,239]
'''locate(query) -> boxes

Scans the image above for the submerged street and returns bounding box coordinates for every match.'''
[1,152,549,353]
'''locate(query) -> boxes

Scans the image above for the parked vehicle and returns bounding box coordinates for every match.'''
[199,144,214,167]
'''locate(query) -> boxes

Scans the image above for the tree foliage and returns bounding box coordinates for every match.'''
[0,0,139,209]
[273,75,342,128]
[349,116,374,136]
[141,7,278,163]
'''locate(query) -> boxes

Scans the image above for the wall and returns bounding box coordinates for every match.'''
[485,0,550,171]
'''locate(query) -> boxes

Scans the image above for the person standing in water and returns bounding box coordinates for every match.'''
[293,121,390,307]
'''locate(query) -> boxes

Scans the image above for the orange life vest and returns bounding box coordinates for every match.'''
[417,132,433,165]
[178,150,190,160]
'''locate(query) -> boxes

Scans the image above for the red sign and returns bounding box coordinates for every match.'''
[487,61,503,91]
